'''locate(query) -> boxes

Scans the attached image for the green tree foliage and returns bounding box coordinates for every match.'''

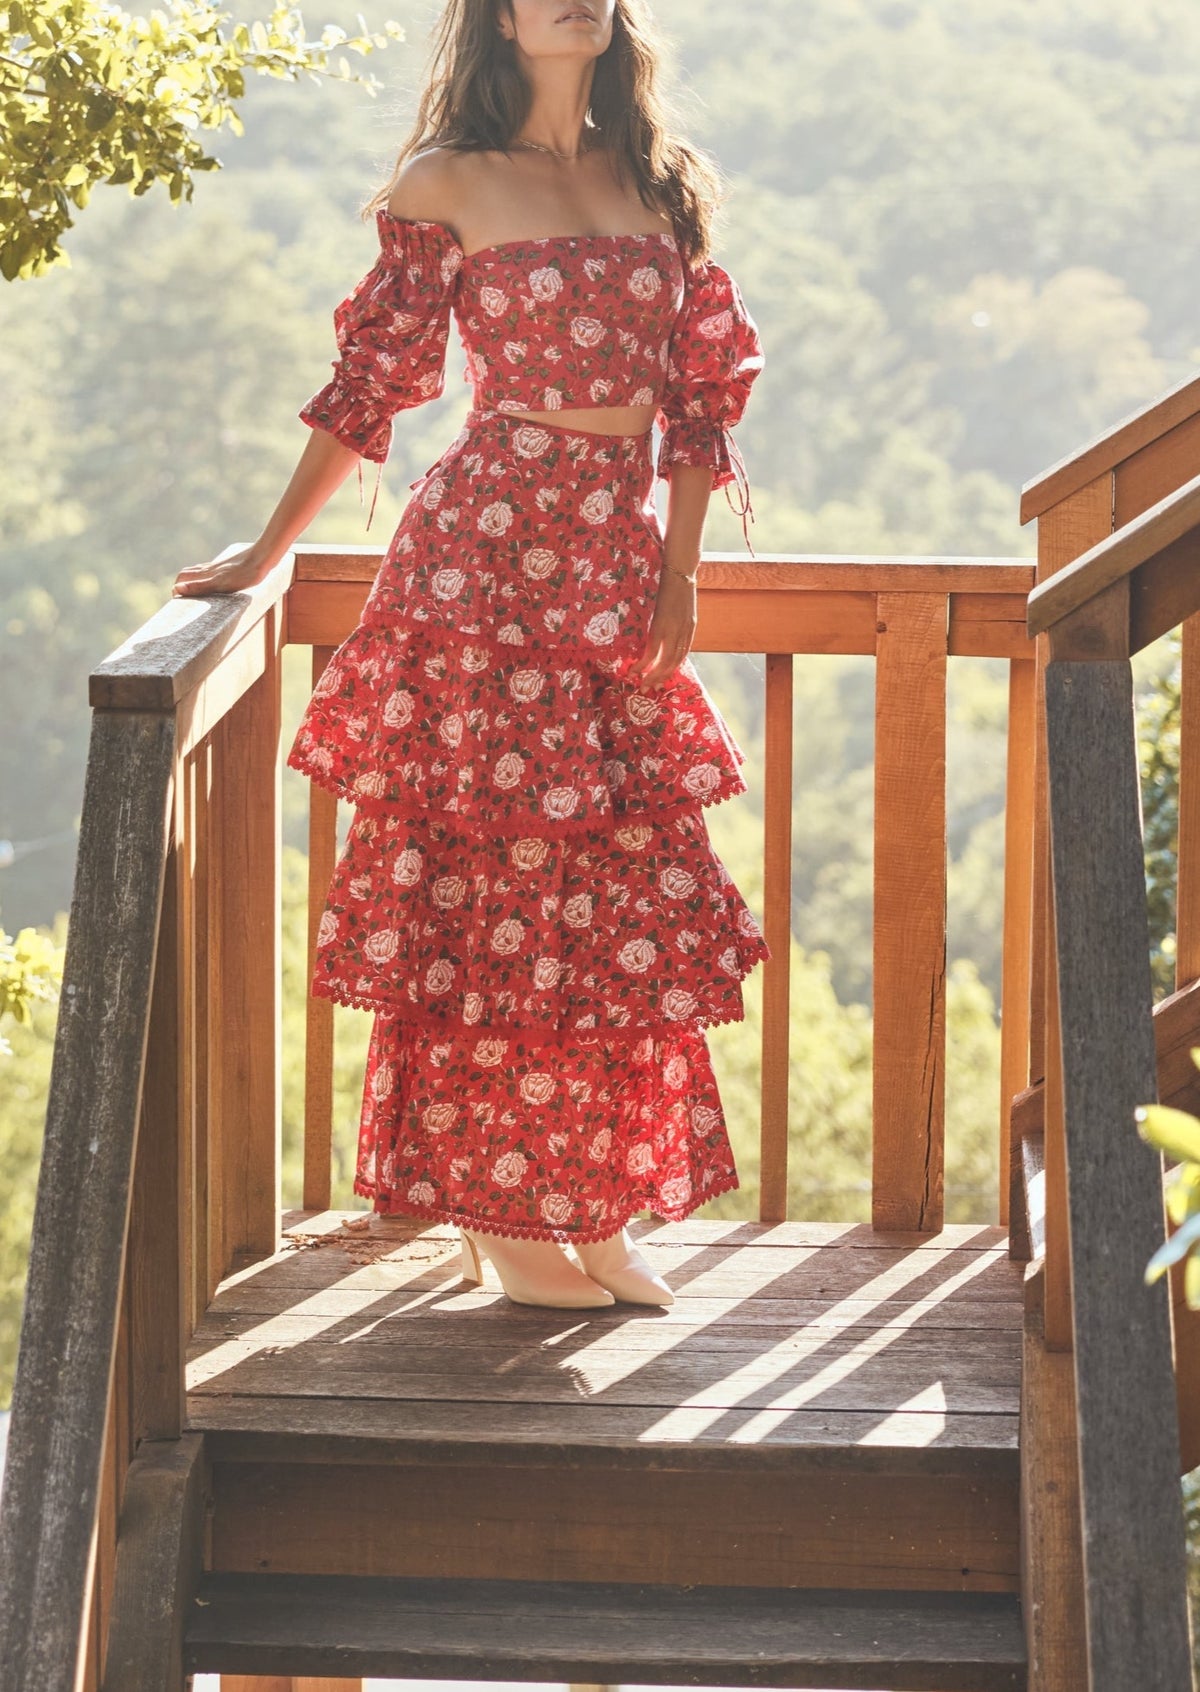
[0,920,63,1055]
[1138,630,1182,999]
[0,915,63,1406]
[0,0,403,279]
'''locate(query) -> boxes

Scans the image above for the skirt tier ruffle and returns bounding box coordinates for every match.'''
[288,408,769,1239]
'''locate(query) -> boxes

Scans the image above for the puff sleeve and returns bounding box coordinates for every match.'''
[655,259,764,497]
[299,213,463,466]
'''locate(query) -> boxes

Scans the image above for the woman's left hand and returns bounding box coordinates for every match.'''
[630,563,698,691]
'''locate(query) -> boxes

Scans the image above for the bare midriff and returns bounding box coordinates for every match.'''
[505,403,658,436]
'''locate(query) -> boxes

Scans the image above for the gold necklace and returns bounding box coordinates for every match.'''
[511,135,595,162]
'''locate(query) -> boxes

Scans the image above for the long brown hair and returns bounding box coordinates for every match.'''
[363,0,722,263]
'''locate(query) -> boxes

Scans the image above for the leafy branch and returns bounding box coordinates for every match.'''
[0,0,404,280]
[0,925,64,1055]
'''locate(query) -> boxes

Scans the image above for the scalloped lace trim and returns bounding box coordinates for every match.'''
[309,975,765,1041]
[286,747,750,837]
[351,1169,742,1244]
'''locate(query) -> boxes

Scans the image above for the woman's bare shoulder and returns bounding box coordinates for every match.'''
[386,146,489,234]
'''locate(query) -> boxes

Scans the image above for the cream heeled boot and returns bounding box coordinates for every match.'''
[571,1227,675,1306]
[459,1227,616,1309]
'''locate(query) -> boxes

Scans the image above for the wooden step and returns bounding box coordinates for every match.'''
[184,1570,1027,1691]
[189,1216,1024,1594]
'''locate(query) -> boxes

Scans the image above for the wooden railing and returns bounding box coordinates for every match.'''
[1018,369,1200,1689]
[290,546,1039,1231]
[0,542,1045,1690]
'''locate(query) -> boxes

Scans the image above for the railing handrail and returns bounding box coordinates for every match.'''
[292,543,1035,593]
[1026,470,1200,650]
[1020,365,1200,525]
[90,550,293,709]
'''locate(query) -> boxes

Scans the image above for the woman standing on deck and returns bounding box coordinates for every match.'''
[173,0,767,1310]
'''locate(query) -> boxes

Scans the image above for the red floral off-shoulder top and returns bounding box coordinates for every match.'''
[299,210,764,521]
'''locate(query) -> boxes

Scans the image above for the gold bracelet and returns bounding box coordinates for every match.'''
[663,559,699,583]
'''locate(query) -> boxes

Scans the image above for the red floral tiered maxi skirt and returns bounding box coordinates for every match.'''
[287,408,770,1242]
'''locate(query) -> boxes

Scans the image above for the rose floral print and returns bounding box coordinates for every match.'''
[291,219,767,1241]
[299,212,764,496]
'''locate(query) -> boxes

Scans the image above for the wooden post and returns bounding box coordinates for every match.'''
[872,592,948,1231]
[0,712,175,1692]
[1043,648,1192,1686]
[303,647,338,1213]
[760,650,793,1224]
[211,606,284,1263]
[1033,475,1112,1347]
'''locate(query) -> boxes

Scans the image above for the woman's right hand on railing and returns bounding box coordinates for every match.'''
[171,428,363,600]
[172,542,279,599]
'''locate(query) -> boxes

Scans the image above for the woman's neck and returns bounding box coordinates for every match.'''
[514,59,596,158]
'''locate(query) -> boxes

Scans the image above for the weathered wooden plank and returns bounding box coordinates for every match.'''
[292,543,1036,592]
[1019,1131,1045,1261]
[190,742,216,1314]
[1019,364,1200,523]
[190,1392,1017,1459]
[760,651,792,1222]
[287,576,1035,661]
[208,1458,1019,1591]
[207,1282,1022,1328]
[129,789,186,1442]
[303,646,338,1213]
[213,610,283,1263]
[872,592,947,1230]
[1001,976,1200,1140]
[1043,656,1193,1684]
[1113,406,1200,527]
[947,592,1036,663]
[1018,1260,1087,1690]
[1128,528,1200,654]
[215,1244,1021,1302]
[101,1435,206,1692]
[1027,470,1200,644]
[1042,872,1071,1350]
[673,587,877,659]
[999,656,1036,1233]
[277,1211,1012,1249]
[90,556,293,710]
[1032,472,1113,1347]
[0,710,175,1692]
[187,1351,1018,1416]
[185,1572,1027,1690]
[193,1308,1022,1358]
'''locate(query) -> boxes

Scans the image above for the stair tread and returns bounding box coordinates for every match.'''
[190,1215,1024,1470]
[186,1571,1027,1691]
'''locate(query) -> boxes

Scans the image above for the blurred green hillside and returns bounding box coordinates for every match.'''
[2,0,1197,1450]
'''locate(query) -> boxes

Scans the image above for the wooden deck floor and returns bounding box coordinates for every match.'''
[187,1213,1024,1463]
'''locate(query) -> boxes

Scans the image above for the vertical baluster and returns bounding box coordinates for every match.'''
[129,763,185,1440]
[304,647,339,1213]
[872,592,948,1231]
[194,738,222,1305]
[760,651,793,1224]
[999,657,1036,1226]
[212,608,284,1262]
